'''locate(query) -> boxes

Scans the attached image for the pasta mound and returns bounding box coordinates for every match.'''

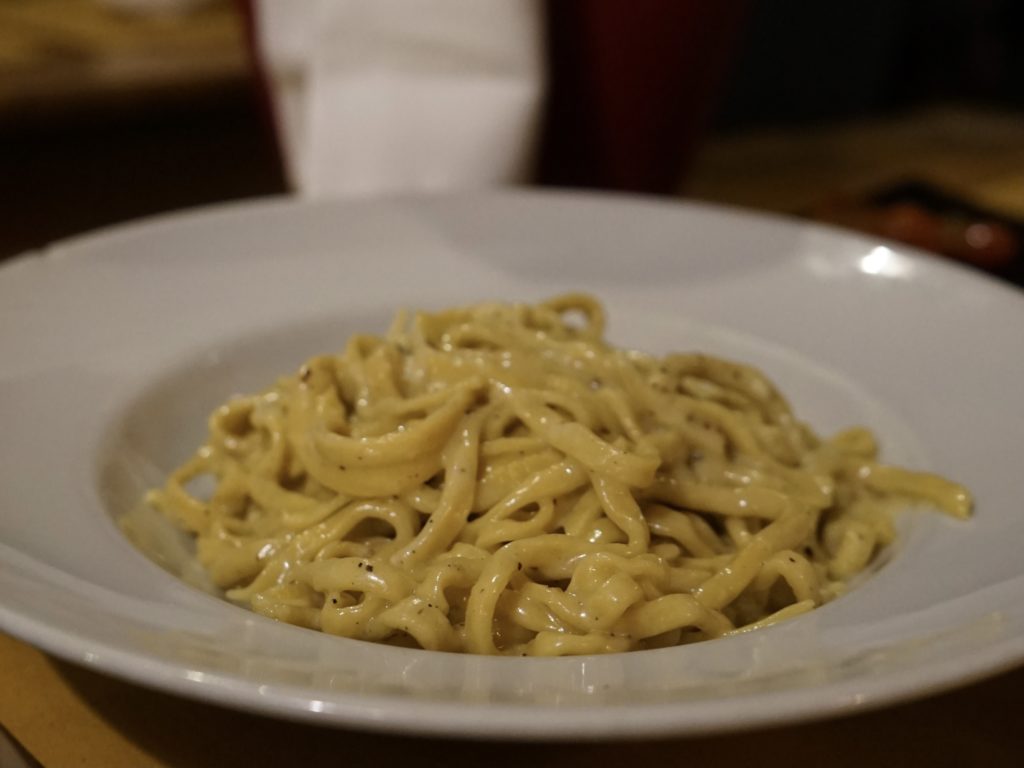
[148,294,971,655]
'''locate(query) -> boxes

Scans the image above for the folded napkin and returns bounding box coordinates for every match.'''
[252,0,545,197]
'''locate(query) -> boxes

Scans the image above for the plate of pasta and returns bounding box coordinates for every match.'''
[1,191,1022,739]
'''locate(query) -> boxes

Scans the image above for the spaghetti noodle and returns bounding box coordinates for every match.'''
[147,295,971,655]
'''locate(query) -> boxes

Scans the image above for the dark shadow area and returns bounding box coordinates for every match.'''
[714,0,1024,131]
[0,83,286,262]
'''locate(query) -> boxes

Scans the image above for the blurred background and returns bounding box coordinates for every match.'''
[1,0,1022,282]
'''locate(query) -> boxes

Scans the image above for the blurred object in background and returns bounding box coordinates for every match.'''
[537,0,748,194]
[688,0,1024,283]
[0,0,285,260]
[0,0,1022,288]
[0,0,245,117]
[813,181,1022,278]
[687,107,1024,284]
[247,0,747,198]
[248,0,544,198]
[98,0,217,14]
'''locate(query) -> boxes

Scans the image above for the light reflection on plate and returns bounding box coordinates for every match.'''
[1,192,1022,739]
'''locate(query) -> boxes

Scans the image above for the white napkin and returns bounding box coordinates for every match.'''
[252,0,545,198]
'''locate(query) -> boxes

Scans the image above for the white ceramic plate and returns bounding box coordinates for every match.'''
[2,192,1023,740]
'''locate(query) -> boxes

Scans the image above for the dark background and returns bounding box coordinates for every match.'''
[1,0,1022,263]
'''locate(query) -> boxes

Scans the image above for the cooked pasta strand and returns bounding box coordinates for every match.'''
[145,295,972,655]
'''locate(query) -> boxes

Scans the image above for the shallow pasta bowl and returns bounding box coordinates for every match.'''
[1,191,1022,739]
